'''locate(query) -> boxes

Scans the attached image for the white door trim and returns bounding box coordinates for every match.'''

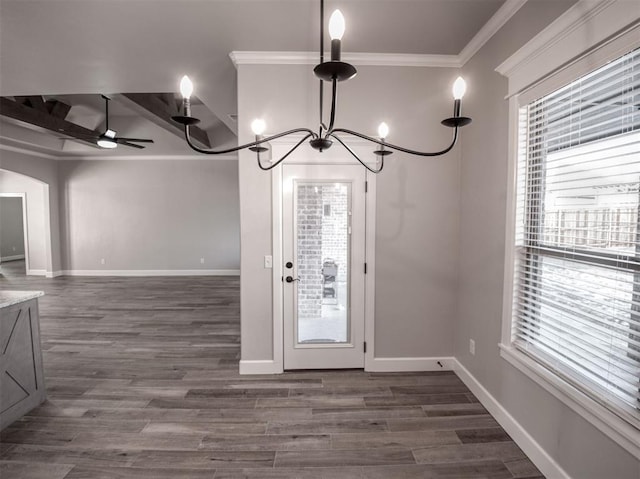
[270,140,377,373]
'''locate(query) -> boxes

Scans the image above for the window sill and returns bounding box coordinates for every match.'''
[499,344,640,460]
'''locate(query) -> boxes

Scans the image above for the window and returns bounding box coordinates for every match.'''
[512,48,640,427]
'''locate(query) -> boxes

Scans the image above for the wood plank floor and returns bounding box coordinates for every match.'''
[0,261,544,478]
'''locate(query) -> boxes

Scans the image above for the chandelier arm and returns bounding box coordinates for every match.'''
[256,133,314,171]
[330,126,460,157]
[329,133,384,174]
[183,126,317,155]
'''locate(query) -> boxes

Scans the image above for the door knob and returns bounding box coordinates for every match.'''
[285,276,300,283]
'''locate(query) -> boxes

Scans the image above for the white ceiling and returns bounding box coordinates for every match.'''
[0,0,506,157]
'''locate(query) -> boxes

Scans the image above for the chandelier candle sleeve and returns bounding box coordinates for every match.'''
[329,10,345,61]
[180,75,194,115]
[452,77,466,117]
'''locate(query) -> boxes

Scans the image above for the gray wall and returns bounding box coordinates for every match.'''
[237,63,461,361]
[0,197,25,260]
[457,1,639,477]
[0,170,49,273]
[58,159,240,272]
[0,148,240,274]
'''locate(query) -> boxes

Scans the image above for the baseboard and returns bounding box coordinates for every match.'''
[26,269,46,276]
[0,254,25,262]
[453,359,570,479]
[46,271,64,278]
[366,356,455,372]
[57,269,240,277]
[239,360,282,375]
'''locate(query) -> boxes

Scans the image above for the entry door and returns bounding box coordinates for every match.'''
[283,164,366,369]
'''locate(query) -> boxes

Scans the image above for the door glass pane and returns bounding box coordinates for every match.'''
[296,182,350,344]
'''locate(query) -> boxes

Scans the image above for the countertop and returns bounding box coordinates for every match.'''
[0,290,45,309]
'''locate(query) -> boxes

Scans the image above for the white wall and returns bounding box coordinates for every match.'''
[457,1,639,477]
[0,170,48,273]
[58,159,240,273]
[0,196,25,260]
[237,63,461,362]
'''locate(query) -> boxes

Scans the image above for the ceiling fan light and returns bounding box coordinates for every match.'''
[97,138,117,149]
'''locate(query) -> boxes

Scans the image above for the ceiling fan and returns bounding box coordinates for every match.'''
[64,95,154,149]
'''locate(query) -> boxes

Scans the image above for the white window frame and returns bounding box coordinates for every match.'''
[498,0,640,459]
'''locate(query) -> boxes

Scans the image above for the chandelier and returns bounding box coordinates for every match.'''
[171,0,471,173]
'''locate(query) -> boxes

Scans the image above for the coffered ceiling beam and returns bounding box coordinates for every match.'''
[14,96,72,119]
[119,93,211,148]
[0,96,97,145]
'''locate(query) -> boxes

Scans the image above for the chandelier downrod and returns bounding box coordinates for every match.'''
[171,0,472,173]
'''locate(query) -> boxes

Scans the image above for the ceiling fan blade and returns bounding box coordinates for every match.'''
[118,141,146,149]
[114,137,154,143]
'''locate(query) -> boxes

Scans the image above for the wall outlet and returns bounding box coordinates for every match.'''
[200,258,205,264]
[100,258,105,265]
[264,255,273,269]
[469,339,476,356]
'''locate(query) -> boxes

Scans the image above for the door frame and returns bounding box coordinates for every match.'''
[0,192,30,274]
[270,137,377,373]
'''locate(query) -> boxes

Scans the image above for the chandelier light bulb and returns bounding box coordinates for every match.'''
[251,118,266,136]
[452,77,467,100]
[329,10,345,40]
[378,122,389,139]
[180,75,194,99]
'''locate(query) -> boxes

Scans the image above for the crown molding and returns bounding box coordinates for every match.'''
[231,1,530,70]
[0,141,59,159]
[230,51,460,68]
[458,0,527,65]
[496,0,639,96]
[496,0,616,76]
[0,140,237,162]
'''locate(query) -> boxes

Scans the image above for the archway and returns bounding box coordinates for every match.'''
[0,168,53,276]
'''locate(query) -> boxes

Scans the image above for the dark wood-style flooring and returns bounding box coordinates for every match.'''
[0,260,543,478]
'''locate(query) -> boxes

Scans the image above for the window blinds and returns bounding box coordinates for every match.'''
[513,47,640,425]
